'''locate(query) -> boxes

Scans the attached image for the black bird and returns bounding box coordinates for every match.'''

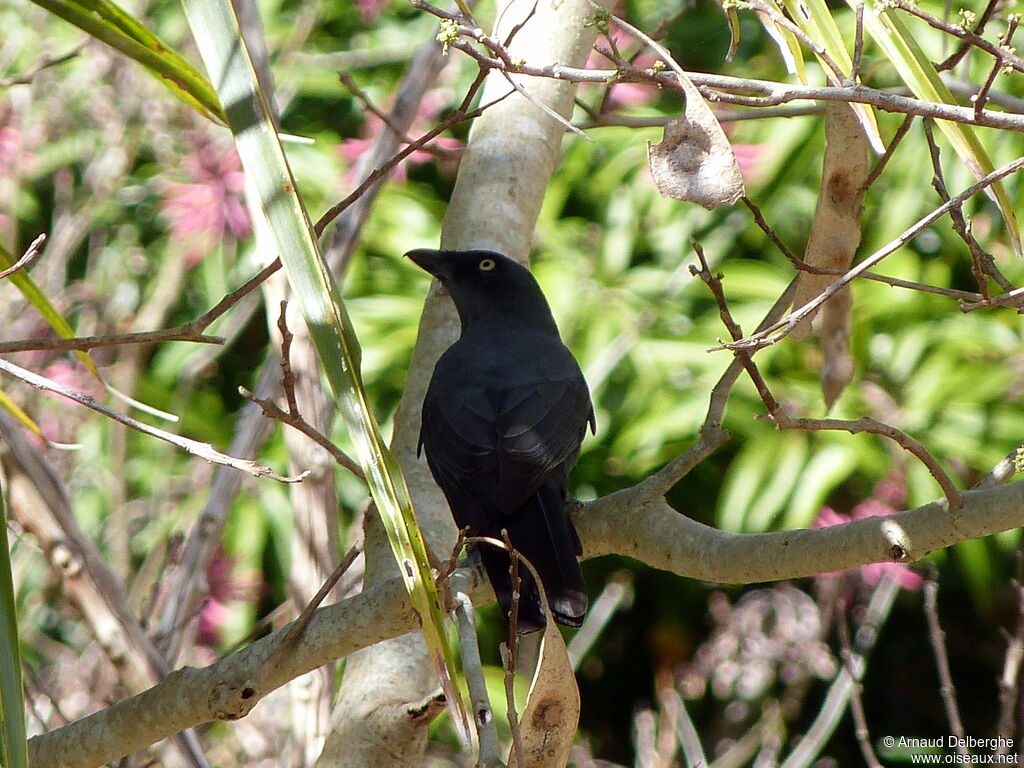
[407,248,595,633]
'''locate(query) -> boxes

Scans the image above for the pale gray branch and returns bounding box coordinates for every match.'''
[27,473,1024,768]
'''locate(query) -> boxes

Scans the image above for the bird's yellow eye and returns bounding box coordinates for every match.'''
[478,258,496,271]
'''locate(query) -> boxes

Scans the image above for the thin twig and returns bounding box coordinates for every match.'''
[888,0,1024,75]
[973,56,1004,119]
[338,72,459,159]
[275,301,300,416]
[742,196,800,264]
[256,544,362,682]
[937,0,1001,71]
[500,0,539,48]
[921,120,1013,296]
[314,68,494,237]
[577,103,826,128]
[499,531,525,768]
[0,259,282,354]
[863,114,915,192]
[744,0,849,83]
[851,0,866,85]
[632,275,802,507]
[324,31,450,273]
[0,356,306,483]
[745,193,970,302]
[0,43,86,87]
[924,575,968,754]
[742,196,983,301]
[497,68,592,142]
[0,233,46,280]
[978,16,1020,118]
[240,302,366,480]
[239,388,365,481]
[719,155,1024,351]
[0,330,223,354]
[691,242,962,513]
[837,605,883,768]
[995,554,1024,755]
[406,9,1024,132]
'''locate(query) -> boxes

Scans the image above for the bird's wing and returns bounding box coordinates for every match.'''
[420,380,500,495]
[420,346,593,515]
[494,369,592,512]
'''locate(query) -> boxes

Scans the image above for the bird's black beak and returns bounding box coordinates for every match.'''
[405,249,449,281]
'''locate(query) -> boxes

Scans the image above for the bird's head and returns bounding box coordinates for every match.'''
[405,248,557,330]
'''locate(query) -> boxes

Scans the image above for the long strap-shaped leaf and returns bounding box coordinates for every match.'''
[0,479,29,768]
[0,243,101,382]
[776,0,885,152]
[0,242,99,436]
[853,0,1022,256]
[31,0,225,122]
[178,0,467,738]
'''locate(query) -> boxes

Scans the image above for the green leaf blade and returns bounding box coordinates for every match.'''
[855,0,1022,255]
[180,0,468,739]
[30,0,225,122]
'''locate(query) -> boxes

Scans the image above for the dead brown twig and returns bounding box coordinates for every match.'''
[718,154,1024,352]
[742,194,983,303]
[690,241,962,515]
[500,530,526,768]
[0,259,282,354]
[315,67,496,237]
[239,301,366,482]
[0,233,46,280]
[921,120,1014,300]
[0,43,86,87]
[338,72,460,160]
[254,543,362,685]
[0,355,304,483]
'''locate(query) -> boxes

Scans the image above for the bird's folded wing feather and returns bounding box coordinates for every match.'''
[495,378,591,511]
[421,353,593,513]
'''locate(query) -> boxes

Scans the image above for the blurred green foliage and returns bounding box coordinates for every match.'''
[3,0,1024,760]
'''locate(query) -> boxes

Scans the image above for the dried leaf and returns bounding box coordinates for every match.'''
[515,619,580,768]
[723,3,741,62]
[755,8,807,79]
[647,74,744,209]
[791,102,868,343]
[820,286,854,409]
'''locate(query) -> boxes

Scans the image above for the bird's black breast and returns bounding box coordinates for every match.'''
[419,326,593,518]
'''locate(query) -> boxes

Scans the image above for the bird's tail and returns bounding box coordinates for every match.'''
[481,481,587,634]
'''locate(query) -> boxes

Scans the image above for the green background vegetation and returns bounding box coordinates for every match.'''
[2,0,1024,761]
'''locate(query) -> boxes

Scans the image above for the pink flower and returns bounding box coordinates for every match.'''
[355,0,387,21]
[337,92,465,185]
[813,477,923,591]
[197,546,264,647]
[159,137,251,264]
[731,143,768,185]
[0,124,38,177]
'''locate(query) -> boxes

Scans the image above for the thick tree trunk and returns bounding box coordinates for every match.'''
[317,0,607,764]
